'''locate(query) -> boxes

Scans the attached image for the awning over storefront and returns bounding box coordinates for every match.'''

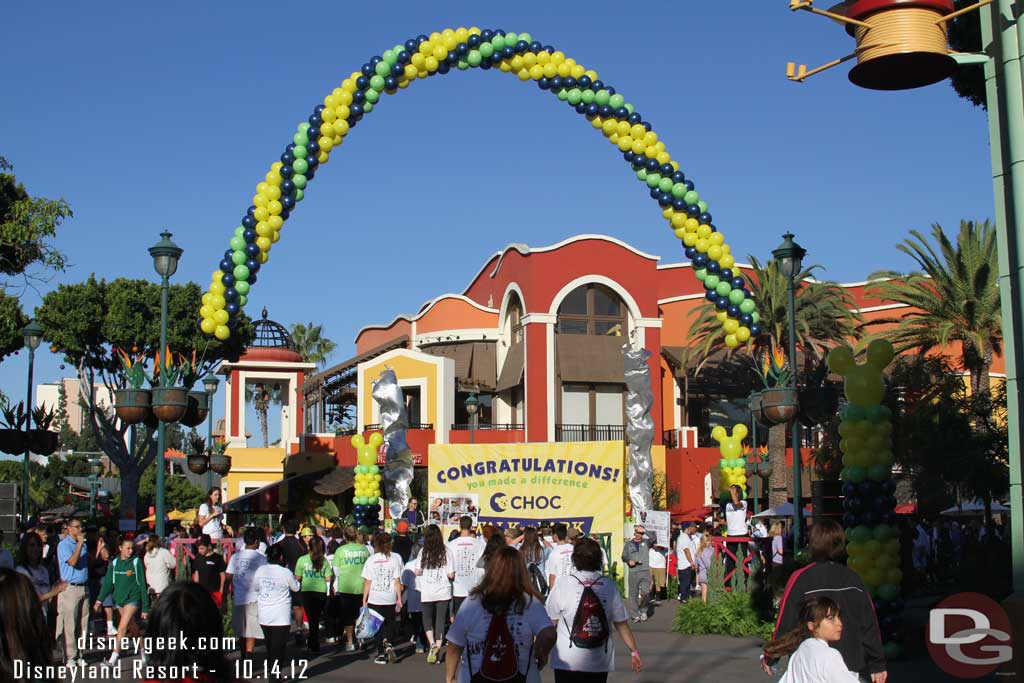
[224,470,329,514]
[496,341,525,391]
[421,341,497,389]
[557,335,626,383]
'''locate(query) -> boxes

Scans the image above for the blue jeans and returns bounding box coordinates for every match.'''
[677,567,695,602]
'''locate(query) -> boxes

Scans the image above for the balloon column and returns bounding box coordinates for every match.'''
[197,27,760,346]
[827,340,903,659]
[712,424,748,504]
[351,433,384,528]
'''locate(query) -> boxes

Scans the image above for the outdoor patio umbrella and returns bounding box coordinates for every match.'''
[940,499,1010,516]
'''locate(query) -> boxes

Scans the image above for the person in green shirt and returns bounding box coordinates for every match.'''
[295,535,333,653]
[332,525,370,652]
[93,536,149,666]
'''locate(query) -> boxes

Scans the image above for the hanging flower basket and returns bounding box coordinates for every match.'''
[151,386,188,423]
[180,391,209,428]
[187,454,210,475]
[0,429,27,455]
[210,454,232,476]
[114,388,152,425]
[28,429,59,456]
[759,387,799,425]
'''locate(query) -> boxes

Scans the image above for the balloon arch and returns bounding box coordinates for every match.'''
[198,27,761,342]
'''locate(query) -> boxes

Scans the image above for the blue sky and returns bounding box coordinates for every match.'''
[0,1,993,444]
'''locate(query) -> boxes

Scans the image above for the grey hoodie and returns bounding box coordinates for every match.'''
[621,536,653,571]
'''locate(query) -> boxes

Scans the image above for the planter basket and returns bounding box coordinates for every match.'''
[29,429,59,456]
[0,429,27,455]
[114,388,152,425]
[180,391,210,428]
[759,387,799,425]
[151,386,188,423]
[187,454,210,475]
[210,454,232,476]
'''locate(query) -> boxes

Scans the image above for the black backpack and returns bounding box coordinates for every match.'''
[566,576,610,650]
[469,610,531,683]
[527,561,548,600]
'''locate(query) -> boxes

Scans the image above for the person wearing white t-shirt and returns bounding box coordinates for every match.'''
[143,536,176,598]
[762,595,859,683]
[226,527,269,660]
[675,522,698,602]
[253,545,299,674]
[648,544,667,604]
[361,532,405,665]
[723,485,749,586]
[446,546,556,683]
[415,524,455,663]
[545,523,575,590]
[197,488,225,540]
[448,515,485,615]
[545,539,642,683]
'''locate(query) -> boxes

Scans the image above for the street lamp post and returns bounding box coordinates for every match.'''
[203,373,220,491]
[20,320,42,523]
[464,393,479,444]
[772,232,807,550]
[748,392,760,515]
[89,457,103,518]
[149,231,183,539]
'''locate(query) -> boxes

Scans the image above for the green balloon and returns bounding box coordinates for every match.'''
[636,168,647,181]
[367,88,381,103]
[295,189,304,201]
[868,405,893,423]
[581,89,595,104]
[658,177,673,193]
[292,174,307,189]
[382,49,396,64]
[672,183,687,198]
[370,75,385,91]
[362,102,373,113]
[704,274,721,289]
[694,268,707,281]
[697,200,709,213]
[728,289,745,305]
[491,35,506,50]
[873,524,895,542]
[505,32,518,44]
[740,299,756,314]
[868,464,890,482]
[625,103,635,114]
[374,61,390,76]
[850,525,872,543]
[293,132,308,147]
[479,42,494,58]
[292,158,309,175]
[467,50,482,66]
[751,311,760,323]
[608,93,625,109]
[457,60,469,70]
[715,282,732,297]
[229,236,246,251]
[557,89,569,101]
[567,89,582,105]
[234,226,245,236]
[843,465,867,483]
[235,281,250,295]
[518,32,532,43]
[683,190,700,204]
[645,172,661,189]
[293,145,307,159]
[595,90,610,106]
[298,122,310,133]
[232,250,247,265]
[233,264,250,281]
[238,294,247,306]
[842,404,867,422]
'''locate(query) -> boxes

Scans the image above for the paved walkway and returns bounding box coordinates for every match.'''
[72,597,993,682]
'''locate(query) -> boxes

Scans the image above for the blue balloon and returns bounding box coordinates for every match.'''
[719,269,733,281]
[686,204,700,217]
[221,273,235,286]
[241,216,256,229]
[225,302,239,315]
[245,243,260,257]
[684,246,697,259]
[750,324,762,336]
[671,171,686,183]
[645,158,659,172]
[740,313,753,326]
[385,76,398,90]
[685,180,695,191]
[706,261,720,274]
[693,254,708,267]
[599,104,613,117]
[220,259,233,273]
[282,195,295,209]
[731,277,746,289]
[699,212,713,224]
[715,296,729,310]
[705,290,717,302]
[246,259,260,273]
[672,198,687,211]
[726,305,740,317]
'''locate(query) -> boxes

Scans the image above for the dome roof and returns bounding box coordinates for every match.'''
[250,308,296,351]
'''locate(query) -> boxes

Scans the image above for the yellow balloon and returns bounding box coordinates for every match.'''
[258,251,269,264]
[696,224,712,239]
[256,236,272,252]
[214,309,229,325]
[209,280,225,295]
[214,325,230,340]
[271,230,281,243]
[199,305,214,319]
[707,245,723,261]
[723,319,739,334]
[724,333,739,348]
[268,215,283,230]
[736,326,751,342]
[716,311,728,323]
[200,318,216,334]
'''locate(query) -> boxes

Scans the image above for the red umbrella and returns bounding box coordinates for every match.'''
[895,502,917,515]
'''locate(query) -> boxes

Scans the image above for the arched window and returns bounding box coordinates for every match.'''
[556,283,626,336]
[507,292,524,344]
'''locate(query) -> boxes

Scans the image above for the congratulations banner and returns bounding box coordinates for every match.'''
[428,441,626,554]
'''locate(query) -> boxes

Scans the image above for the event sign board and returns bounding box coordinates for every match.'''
[428,441,626,553]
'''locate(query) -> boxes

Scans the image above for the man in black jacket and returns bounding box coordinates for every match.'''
[762,519,887,682]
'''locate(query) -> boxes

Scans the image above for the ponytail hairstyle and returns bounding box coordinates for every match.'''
[763,596,840,660]
[307,535,325,573]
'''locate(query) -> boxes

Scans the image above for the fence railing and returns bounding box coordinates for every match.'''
[450,423,524,431]
[554,423,626,442]
[362,423,434,431]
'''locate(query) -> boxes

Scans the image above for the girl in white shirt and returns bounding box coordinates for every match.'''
[143,535,176,599]
[414,524,455,664]
[361,531,405,665]
[763,596,859,683]
[197,487,224,540]
[254,545,300,674]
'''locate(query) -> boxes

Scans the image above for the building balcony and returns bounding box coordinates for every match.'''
[449,423,526,444]
[554,423,626,443]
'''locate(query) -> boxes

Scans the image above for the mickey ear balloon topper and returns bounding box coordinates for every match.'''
[828,338,904,659]
[713,424,748,504]
[351,432,383,528]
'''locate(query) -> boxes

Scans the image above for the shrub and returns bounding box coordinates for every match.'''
[672,552,775,642]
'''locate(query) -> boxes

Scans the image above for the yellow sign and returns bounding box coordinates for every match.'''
[428,441,626,555]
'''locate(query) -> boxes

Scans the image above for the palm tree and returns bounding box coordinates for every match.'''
[688,257,861,506]
[245,382,281,448]
[867,220,1001,401]
[290,322,337,370]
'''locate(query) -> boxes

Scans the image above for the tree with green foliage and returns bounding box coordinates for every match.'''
[290,322,336,370]
[688,257,861,506]
[0,156,72,361]
[868,220,1001,402]
[138,466,205,513]
[0,452,91,512]
[36,276,253,520]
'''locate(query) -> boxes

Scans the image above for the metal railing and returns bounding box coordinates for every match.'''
[362,423,434,431]
[450,423,524,431]
[554,423,626,442]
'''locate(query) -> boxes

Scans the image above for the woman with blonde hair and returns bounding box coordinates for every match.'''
[694,533,716,603]
[144,535,176,602]
[770,521,785,567]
